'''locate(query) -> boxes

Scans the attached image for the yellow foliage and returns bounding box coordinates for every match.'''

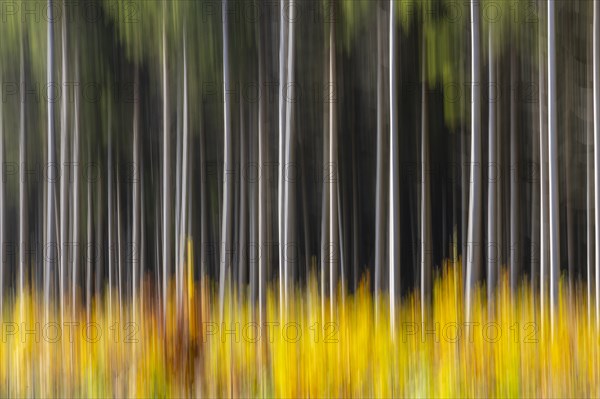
[0,258,597,397]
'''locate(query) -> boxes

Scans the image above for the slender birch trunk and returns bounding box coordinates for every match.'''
[330,3,339,317]
[587,51,595,325]
[487,27,497,312]
[71,43,80,317]
[389,0,399,333]
[107,109,114,322]
[375,2,385,325]
[321,64,330,323]
[86,164,92,323]
[239,104,247,299]
[420,31,431,320]
[19,33,27,317]
[284,0,296,317]
[219,0,233,321]
[278,0,288,320]
[257,10,267,324]
[510,49,519,293]
[59,1,69,323]
[593,0,600,329]
[548,0,559,332]
[465,0,482,322]
[45,0,57,320]
[539,0,549,329]
[162,8,171,327]
[176,28,189,316]
[0,72,4,315]
[132,66,141,322]
[351,127,359,292]
[117,173,123,320]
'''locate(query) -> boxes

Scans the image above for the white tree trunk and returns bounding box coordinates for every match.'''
[45,0,57,320]
[117,176,123,320]
[0,74,4,315]
[258,15,267,324]
[487,28,497,310]
[284,0,296,317]
[19,35,27,317]
[59,0,70,324]
[548,0,560,332]
[162,9,171,328]
[86,168,92,323]
[465,0,482,322]
[389,0,399,333]
[594,0,600,329]
[107,109,114,323]
[71,44,80,318]
[587,54,595,325]
[132,67,141,323]
[176,29,189,317]
[538,0,549,329]
[219,0,233,322]
[510,50,519,293]
[330,9,339,318]
[320,65,330,323]
[375,3,385,325]
[238,104,247,299]
[278,0,288,320]
[420,32,431,321]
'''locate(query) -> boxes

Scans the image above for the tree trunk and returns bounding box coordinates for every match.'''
[133,66,141,322]
[565,62,575,297]
[19,33,27,316]
[487,27,497,310]
[548,0,560,332]
[175,60,182,310]
[389,0,399,333]
[249,104,258,311]
[587,49,595,325]
[162,8,171,327]
[200,106,207,286]
[539,0,549,328]
[278,0,289,320]
[284,0,296,317]
[140,167,146,318]
[117,172,123,320]
[530,40,540,306]
[375,2,387,326]
[594,0,600,329]
[71,41,80,318]
[86,164,92,323]
[238,101,247,299]
[177,29,189,316]
[351,126,359,292]
[420,32,431,320]
[59,0,69,324]
[45,0,57,320]
[465,0,482,322]
[107,108,114,322]
[258,10,267,324]
[0,72,4,315]
[321,55,330,323]
[510,47,520,293]
[330,4,339,317]
[219,0,233,322]
[95,178,103,317]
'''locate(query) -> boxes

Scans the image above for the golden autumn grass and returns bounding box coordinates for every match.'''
[0,255,599,398]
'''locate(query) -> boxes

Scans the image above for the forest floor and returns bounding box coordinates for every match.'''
[0,259,597,398]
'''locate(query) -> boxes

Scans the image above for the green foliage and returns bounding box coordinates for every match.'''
[340,0,370,53]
